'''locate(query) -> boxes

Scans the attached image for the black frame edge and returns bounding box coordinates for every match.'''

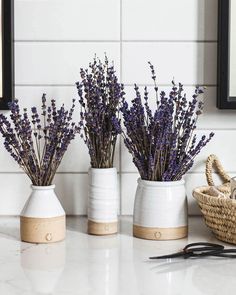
[217,0,236,109]
[0,0,14,110]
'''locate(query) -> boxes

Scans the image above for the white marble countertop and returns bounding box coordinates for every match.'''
[0,216,235,295]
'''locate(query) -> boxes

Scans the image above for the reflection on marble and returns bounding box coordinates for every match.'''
[21,242,65,294]
[0,216,235,294]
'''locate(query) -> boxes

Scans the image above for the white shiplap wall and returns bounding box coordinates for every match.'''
[0,0,234,216]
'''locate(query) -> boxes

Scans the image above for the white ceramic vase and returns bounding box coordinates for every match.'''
[133,178,188,240]
[88,167,118,235]
[20,185,66,243]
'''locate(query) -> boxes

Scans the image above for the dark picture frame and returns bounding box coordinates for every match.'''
[0,0,14,110]
[217,0,236,109]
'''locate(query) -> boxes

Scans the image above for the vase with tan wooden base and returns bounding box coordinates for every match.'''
[133,178,188,240]
[20,185,66,244]
[88,167,118,235]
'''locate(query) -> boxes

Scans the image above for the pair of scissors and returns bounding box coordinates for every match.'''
[149,242,236,260]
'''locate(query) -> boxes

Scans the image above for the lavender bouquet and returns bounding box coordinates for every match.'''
[76,57,124,168]
[0,95,80,186]
[115,63,214,181]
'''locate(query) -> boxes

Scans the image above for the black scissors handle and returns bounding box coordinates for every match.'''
[149,242,228,260]
[183,242,224,251]
[183,242,224,257]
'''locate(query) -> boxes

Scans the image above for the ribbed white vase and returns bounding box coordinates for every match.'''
[133,178,188,240]
[20,185,66,243]
[88,167,118,235]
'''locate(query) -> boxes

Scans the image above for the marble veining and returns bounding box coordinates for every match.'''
[0,216,235,295]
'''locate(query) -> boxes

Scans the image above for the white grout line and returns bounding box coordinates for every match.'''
[14,84,218,87]
[14,40,217,43]
[0,171,87,174]
[122,40,218,43]
[124,84,217,87]
[0,171,235,175]
[0,171,122,175]
[15,84,76,87]
[117,171,236,175]
[14,40,120,43]
[196,128,236,131]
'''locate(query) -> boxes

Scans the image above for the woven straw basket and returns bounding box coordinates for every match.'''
[193,154,236,244]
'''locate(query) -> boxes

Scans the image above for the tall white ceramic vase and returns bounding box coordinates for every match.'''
[88,168,118,235]
[20,185,66,243]
[133,178,188,240]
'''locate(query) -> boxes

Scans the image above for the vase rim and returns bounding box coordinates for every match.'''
[31,184,56,190]
[138,178,185,186]
[89,167,117,172]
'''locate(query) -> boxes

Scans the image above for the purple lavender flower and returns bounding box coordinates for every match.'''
[115,63,214,181]
[76,56,124,168]
[0,95,80,186]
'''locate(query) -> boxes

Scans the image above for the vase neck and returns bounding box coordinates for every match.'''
[31,184,56,190]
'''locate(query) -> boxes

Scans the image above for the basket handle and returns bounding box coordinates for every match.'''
[205,154,231,186]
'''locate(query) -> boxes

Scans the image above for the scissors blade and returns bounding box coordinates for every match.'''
[211,249,236,258]
[149,251,185,260]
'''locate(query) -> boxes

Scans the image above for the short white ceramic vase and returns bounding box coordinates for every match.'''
[88,167,118,235]
[133,178,188,240]
[20,185,66,243]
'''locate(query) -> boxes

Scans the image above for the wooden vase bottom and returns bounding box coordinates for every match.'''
[20,215,66,244]
[88,220,118,235]
[133,224,188,240]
